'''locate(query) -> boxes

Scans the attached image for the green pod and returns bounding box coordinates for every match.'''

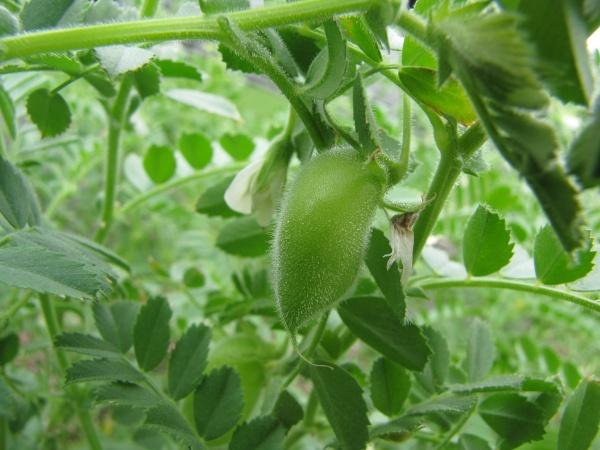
[272,149,385,332]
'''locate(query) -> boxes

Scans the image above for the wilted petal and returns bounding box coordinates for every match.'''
[386,213,419,286]
[224,158,262,214]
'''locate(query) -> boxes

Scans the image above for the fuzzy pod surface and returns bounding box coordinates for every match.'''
[272,148,385,332]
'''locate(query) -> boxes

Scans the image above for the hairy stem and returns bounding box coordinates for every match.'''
[94,76,133,243]
[415,277,600,314]
[0,0,377,61]
[434,406,474,450]
[39,295,103,450]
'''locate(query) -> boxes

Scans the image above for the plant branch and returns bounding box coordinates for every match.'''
[0,0,377,61]
[415,277,600,314]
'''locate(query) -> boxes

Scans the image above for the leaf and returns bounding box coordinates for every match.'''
[196,176,240,218]
[407,395,477,416]
[0,333,19,365]
[369,416,422,442]
[193,366,244,440]
[167,89,241,121]
[168,324,211,400]
[0,235,110,299]
[309,362,369,450]
[460,434,492,450]
[463,205,514,276]
[353,74,379,156]
[219,133,255,161]
[0,83,16,138]
[20,0,87,30]
[399,67,477,125]
[339,16,381,63]
[465,319,495,382]
[0,378,15,419]
[66,358,144,385]
[0,7,19,37]
[338,296,431,371]
[433,8,586,251]
[558,379,600,450]
[26,88,71,138]
[56,333,121,359]
[94,382,160,408]
[303,20,347,99]
[216,216,269,258]
[143,145,176,184]
[370,357,411,416]
[133,63,161,99]
[0,156,41,229]
[156,59,202,81]
[134,296,172,372]
[273,391,303,430]
[534,225,595,285]
[200,0,248,14]
[183,268,205,288]
[450,376,559,395]
[414,326,449,393]
[179,133,213,169]
[518,0,593,105]
[93,301,139,353]
[568,100,600,189]
[478,393,546,449]
[364,229,406,319]
[27,54,82,75]
[145,404,205,450]
[95,46,154,77]
[229,415,286,450]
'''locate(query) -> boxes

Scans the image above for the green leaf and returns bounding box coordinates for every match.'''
[370,357,411,417]
[0,378,15,419]
[93,301,139,353]
[167,89,241,121]
[27,54,82,75]
[168,324,211,400]
[95,46,154,77]
[434,8,586,251]
[353,74,379,156]
[56,333,121,359]
[399,67,477,125]
[179,133,213,169]
[0,333,19,365]
[196,176,240,218]
[568,100,600,189]
[0,7,19,37]
[20,0,87,30]
[143,145,177,184]
[460,434,492,450]
[93,382,160,408]
[133,63,161,99]
[145,404,205,450]
[199,0,248,14]
[219,133,255,161]
[309,362,369,450]
[338,296,431,371]
[450,376,559,395]
[339,16,381,63]
[518,0,593,105]
[418,326,450,393]
[0,156,41,229]
[193,366,244,440]
[364,229,406,319]
[0,83,16,138]
[463,205,514,276]
[479,393,546,449]
[303,20,348,99]
[156,59,202,81]
[66,358,144,385]
[229,416,286,450]
[0,233,110,299]
[216,216,269,258]
[183,268,205,288]
[134,296,172,372]
[465,319,495,382]
[369,416,422,442]
[534,225,595,285]
[365,1,394,49]
[26,88,71,138]
[273,390,303,430]
[558,379,600,450]
[407,395,477,416]
[83,70,117,97]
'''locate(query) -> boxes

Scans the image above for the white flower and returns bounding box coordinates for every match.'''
[386,212,419,286]
[224,158,262,215]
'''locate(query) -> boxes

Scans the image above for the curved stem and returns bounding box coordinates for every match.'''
[0,0,377,61]
[434,406,474,450]
[415,277,600,314]
[94,76,133,243]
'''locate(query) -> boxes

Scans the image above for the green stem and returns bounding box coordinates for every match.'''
[0,0,377,61]
[39,295,103,450]
[94,76,133,243]
[117,164,243,215]
[434,406,474,450]
[140,0,160,18]
[415,277,600,314]
[395,10,428,43]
